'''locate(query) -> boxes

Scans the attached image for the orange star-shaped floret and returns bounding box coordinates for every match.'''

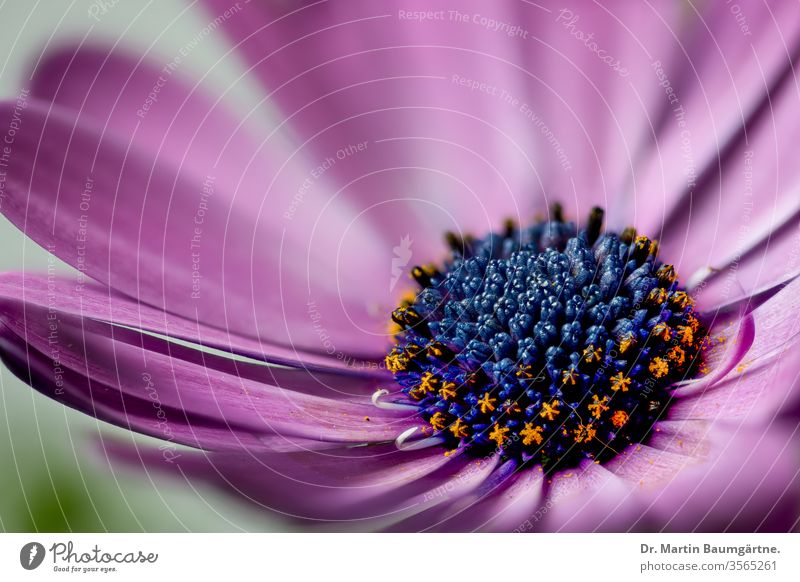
[520,423,544,446]
[588,394,610,419]
[573,423,597,443]
[429,411,446,431]
[611,410,629,428]
[488,424,510,447]
[477,392,497,414]
[561,368,578,386]
[449,418,469,439]
[649,357,669,378]
[610,372,631,392]
[438,381,457,401]
[583,344,602,363]
[540,400,561,421]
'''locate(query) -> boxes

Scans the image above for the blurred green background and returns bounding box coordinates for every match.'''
[0,0,282,532]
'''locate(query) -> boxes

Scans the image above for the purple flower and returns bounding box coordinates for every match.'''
[1,0,799,532]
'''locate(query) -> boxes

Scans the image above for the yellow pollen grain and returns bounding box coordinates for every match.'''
[540,400,561,421]
[573,423,597,443]
[619,333,635,354]
[520,423,544,446]
[671,291,693,308]
[417,372,439,394]
[635,235,656,255]
[649,357,669,378]
[610,372,631,392]
[611,410,629,428]
[657,264,677,284]
[648,287,667,304]
[488,424,510,447]
[652,322,672,341]
[561,368,578,386]
[477,392,497,414]
[583,344,602,363]
[687,315,700,332]
[428,345,444,358]
[588,395,610,419]
[516,365,535,379]
[384,352,407,373]
[449,418,469,439]
[676,325,694,346]
[429,411,446,431]
[438,381,457,401]
[667,346,686,366]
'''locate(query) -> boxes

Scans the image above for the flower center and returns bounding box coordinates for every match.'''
[382,206,707,471]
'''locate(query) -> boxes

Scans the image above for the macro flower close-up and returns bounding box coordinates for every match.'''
[0,0,799,535]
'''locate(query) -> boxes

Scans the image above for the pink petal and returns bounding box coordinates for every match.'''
[638,0,800,242]
[640,422,800,531]
[0,291,414,451]
[476,468,545,532]
[0,98,395,357]
[383,452,501,531]
[0,272,386,377]
[108,439,505,529]
[604,443,701,490]
[106,439,462,525]
[672,276,800,421]
[540,460,644,532]
[670,334,800,423]
[198,1,687,232]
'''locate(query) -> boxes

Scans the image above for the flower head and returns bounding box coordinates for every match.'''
[384,209,706,470]
[0,0,799,533]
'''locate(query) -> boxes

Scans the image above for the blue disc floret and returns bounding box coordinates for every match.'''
[383,206,707,471]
